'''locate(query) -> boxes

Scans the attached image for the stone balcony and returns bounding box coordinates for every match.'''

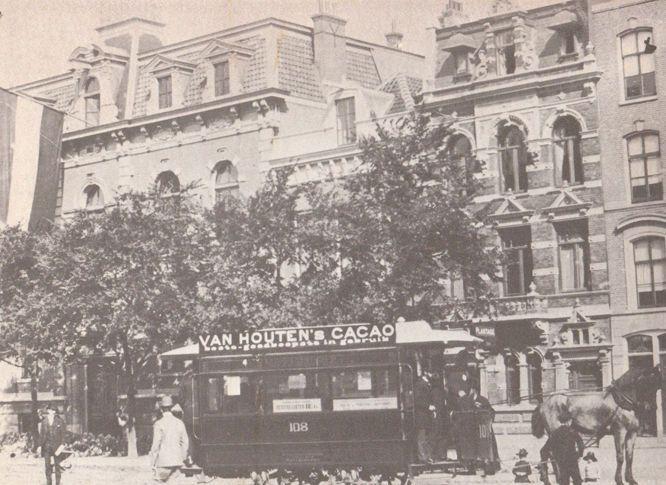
[491,284,549,318]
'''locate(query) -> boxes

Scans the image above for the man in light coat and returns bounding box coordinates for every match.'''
[149,395,189,483]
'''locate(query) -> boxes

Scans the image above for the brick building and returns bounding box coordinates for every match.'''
[590,0,666,437]
[1,10,424,435]
[422,0,612,432]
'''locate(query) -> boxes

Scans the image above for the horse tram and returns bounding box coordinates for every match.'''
[158,319,499,484]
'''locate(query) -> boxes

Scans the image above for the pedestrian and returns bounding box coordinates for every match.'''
[540,418,584,485]
[513,448,532,483]
[456,384,499,475]
[39,403,66,485]
[582,451,600,482]
[149,395,190,483]
[429,371,450,461]
[414,370,434,463]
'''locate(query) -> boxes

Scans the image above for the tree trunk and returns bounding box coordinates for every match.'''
[29,362,40,452]
[120,337,138,457]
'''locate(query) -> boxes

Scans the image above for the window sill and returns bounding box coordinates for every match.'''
[630,198,664,206]
[619,95,658,107]
[557,53,579,63]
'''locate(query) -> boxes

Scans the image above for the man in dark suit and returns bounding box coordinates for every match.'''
[40,403,66,485]
[414,371,434,463]
[540,418,584,485]
[429,372,450,461]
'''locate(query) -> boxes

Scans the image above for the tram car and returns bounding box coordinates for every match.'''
[159,319,488,482]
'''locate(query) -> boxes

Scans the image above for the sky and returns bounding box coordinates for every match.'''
[0,0,556,88]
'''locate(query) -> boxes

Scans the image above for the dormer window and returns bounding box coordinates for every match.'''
[144,55,195,113]
[336,97,357,146]
[495,30,516,75]
[200,40,253,101]
[158,75,172,109]
[214,61,230,97]
[84,78,100,126]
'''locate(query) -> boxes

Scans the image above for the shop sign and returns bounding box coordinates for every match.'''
[332,397,398,411]
[474,324,496,341]
[273,398,322,413]
[199,323,396,354]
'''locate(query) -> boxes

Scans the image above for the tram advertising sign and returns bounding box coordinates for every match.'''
[199,322,396,354]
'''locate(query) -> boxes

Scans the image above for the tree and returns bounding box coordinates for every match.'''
[200,168,328,331]
[304,110,500,324]
[47,190,214,456]
[0,226,66,450]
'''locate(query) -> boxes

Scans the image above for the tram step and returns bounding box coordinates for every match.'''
[181,465,204,477]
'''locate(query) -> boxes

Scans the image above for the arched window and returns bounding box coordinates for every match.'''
[553,116,583,186]
[627,333,658,435]
[155,171,180,195]
[620,28,656,100]
[498,125,528,193]
[633,236,666,307]
[84,184,104,210]
[213,161,239,201]
[627,131,662,203]
[84,78,100,126]
[527,352,542,403]
[505,353,521,405]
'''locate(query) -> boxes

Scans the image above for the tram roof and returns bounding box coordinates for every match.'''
[161,320,481,358]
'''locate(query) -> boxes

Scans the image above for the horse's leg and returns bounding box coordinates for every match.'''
[624,429,638,485]
[614,426,627,485]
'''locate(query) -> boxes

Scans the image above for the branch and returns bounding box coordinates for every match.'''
[0,356,25,369]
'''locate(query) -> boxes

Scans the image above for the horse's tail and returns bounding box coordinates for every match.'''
[531,403,546,438]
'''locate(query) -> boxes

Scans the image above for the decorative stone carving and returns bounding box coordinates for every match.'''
[512,17,538,72]
[208,114,233,131]
[590,327,605,344]
[559,331,571,345]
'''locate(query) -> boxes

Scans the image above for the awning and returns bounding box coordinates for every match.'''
[396,319,482,345]
[547,9,578,30]
[441,33,477,52]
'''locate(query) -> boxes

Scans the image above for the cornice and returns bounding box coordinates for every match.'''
[62,87,289,141]
[424,62,601,106]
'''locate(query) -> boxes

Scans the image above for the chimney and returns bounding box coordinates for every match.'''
[95,17,165,117]
[439,0,468,28]
[385,20,404,49]
[311,3,347,84]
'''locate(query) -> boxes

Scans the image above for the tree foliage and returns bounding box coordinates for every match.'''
[303,110,499,324]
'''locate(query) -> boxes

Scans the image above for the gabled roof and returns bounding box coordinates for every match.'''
[486,197,533,226]
[200,39,254,60]
[144,54,196,74]
[382,73,422,114]
[544,189,591,221]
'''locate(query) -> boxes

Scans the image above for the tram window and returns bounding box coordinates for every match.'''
[262,372,329,413]
[205,374,258,415]
[331,368,397,399]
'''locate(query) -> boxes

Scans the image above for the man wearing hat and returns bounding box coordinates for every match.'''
[149,395,190,483]
[513,448,532,483]
[39,403,66,485]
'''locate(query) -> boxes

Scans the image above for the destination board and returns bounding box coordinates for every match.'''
[199,323,396,354]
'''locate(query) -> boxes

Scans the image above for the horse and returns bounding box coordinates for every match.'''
[531,364,663,485]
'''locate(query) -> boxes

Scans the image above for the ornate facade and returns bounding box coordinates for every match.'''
[424,0,611,432]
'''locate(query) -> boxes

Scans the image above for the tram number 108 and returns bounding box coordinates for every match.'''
[289,422,309,433]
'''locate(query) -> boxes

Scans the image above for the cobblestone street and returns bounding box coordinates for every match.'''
[2,436,666,485]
